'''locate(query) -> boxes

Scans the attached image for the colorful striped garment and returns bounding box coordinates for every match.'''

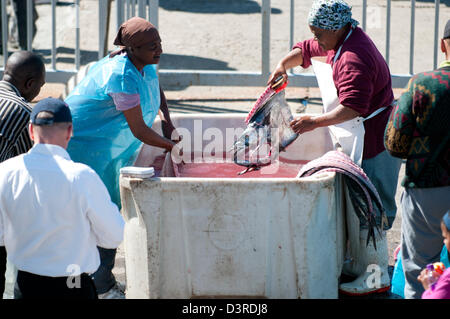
[384,62,450,188]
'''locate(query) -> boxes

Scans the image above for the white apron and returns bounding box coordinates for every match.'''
[312,31,390,277]
[311,29,386,166]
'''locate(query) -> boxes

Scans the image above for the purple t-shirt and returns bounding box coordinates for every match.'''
[293,27,394,159]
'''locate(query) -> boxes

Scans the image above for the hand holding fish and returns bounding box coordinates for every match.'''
[267,47,304,88]
[170,142,184,165]
[267,65,288,89]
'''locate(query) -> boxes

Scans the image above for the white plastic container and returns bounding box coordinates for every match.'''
[120,113,346,299]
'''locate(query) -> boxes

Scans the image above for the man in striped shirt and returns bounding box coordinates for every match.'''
[0,51,45,298]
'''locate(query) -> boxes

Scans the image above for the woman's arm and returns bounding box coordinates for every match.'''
[158,87,181,141]
[122,104,175,151]
[290,104,361,134]
[267,48,304,86]
[267,38,327,87]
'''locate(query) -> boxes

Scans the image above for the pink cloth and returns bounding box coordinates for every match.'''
[299,150,382,208]
[298,150,386,233]
[422,267,450,299]
[293,27,394,160]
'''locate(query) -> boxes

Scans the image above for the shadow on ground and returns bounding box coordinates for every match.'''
[166,97,313,113]
[416,0,450,6]
[31,48,236,75]
[159,0,282,14]
[35,0,75,6]
[33,47,98,66]
[159,53,236,71]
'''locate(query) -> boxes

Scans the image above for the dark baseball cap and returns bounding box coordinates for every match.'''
[31,97,72,125]
[444,19,450,39]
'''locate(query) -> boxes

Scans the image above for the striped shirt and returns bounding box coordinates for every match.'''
[0,81,33,163]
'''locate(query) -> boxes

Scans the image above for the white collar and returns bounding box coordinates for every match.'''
[30,143,71,160]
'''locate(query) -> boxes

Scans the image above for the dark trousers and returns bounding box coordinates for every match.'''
[0,246,6,298]
[16,270,98,299]
[91,247,117,294]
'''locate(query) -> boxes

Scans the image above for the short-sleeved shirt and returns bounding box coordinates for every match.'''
[294,27,394,159]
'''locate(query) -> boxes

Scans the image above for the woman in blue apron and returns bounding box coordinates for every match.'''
[64,17,180,299]
[267,0,402,295]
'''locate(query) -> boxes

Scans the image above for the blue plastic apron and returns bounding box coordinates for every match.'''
[65,54,161,208]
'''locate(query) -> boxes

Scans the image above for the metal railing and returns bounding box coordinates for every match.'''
[0,0,445,88]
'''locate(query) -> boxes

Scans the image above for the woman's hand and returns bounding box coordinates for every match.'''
[170,141,184,164]
[267,48,304,87]
[418,268,432,291]
[159,88,183,143]
[162,122,182,143]
[267,64,288,88]
[290,115,319,134]
[418,268,441,291]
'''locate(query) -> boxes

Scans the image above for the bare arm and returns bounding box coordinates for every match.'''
[123,104,175,151]
[158,87,181,141]
[267,48,304,86]
[290,104,361,134]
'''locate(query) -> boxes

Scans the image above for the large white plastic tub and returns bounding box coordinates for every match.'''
[120,113,346,299]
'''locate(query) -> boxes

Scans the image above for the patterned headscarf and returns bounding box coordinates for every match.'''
[308,0,359,30]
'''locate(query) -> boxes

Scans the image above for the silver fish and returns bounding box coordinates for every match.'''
[232,90,299,168]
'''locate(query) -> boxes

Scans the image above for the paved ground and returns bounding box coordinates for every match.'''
[2,0,448,299]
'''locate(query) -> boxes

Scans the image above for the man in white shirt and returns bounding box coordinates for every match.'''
[0,98,125,299]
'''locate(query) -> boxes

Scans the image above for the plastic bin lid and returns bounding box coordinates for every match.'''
[120,166,155,178]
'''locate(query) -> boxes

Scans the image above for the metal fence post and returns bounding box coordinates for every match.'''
[362,0,367,31]
[75,0,80,70]
[26,0,32,51]
[289,0,295,74]
[116,0,124,30]
[409,0,415,75]
[261,0,270,76]
[149,0,159,28]
[99,0,112,60]
[51,0,56,70]
[1,0,7,66]
[138,0,146,18]
[385,0,391,66]
[433,0,440,70]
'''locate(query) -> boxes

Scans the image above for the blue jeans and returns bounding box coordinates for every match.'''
[91,247,117,294]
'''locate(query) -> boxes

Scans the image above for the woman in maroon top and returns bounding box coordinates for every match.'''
[268,0,401,296]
